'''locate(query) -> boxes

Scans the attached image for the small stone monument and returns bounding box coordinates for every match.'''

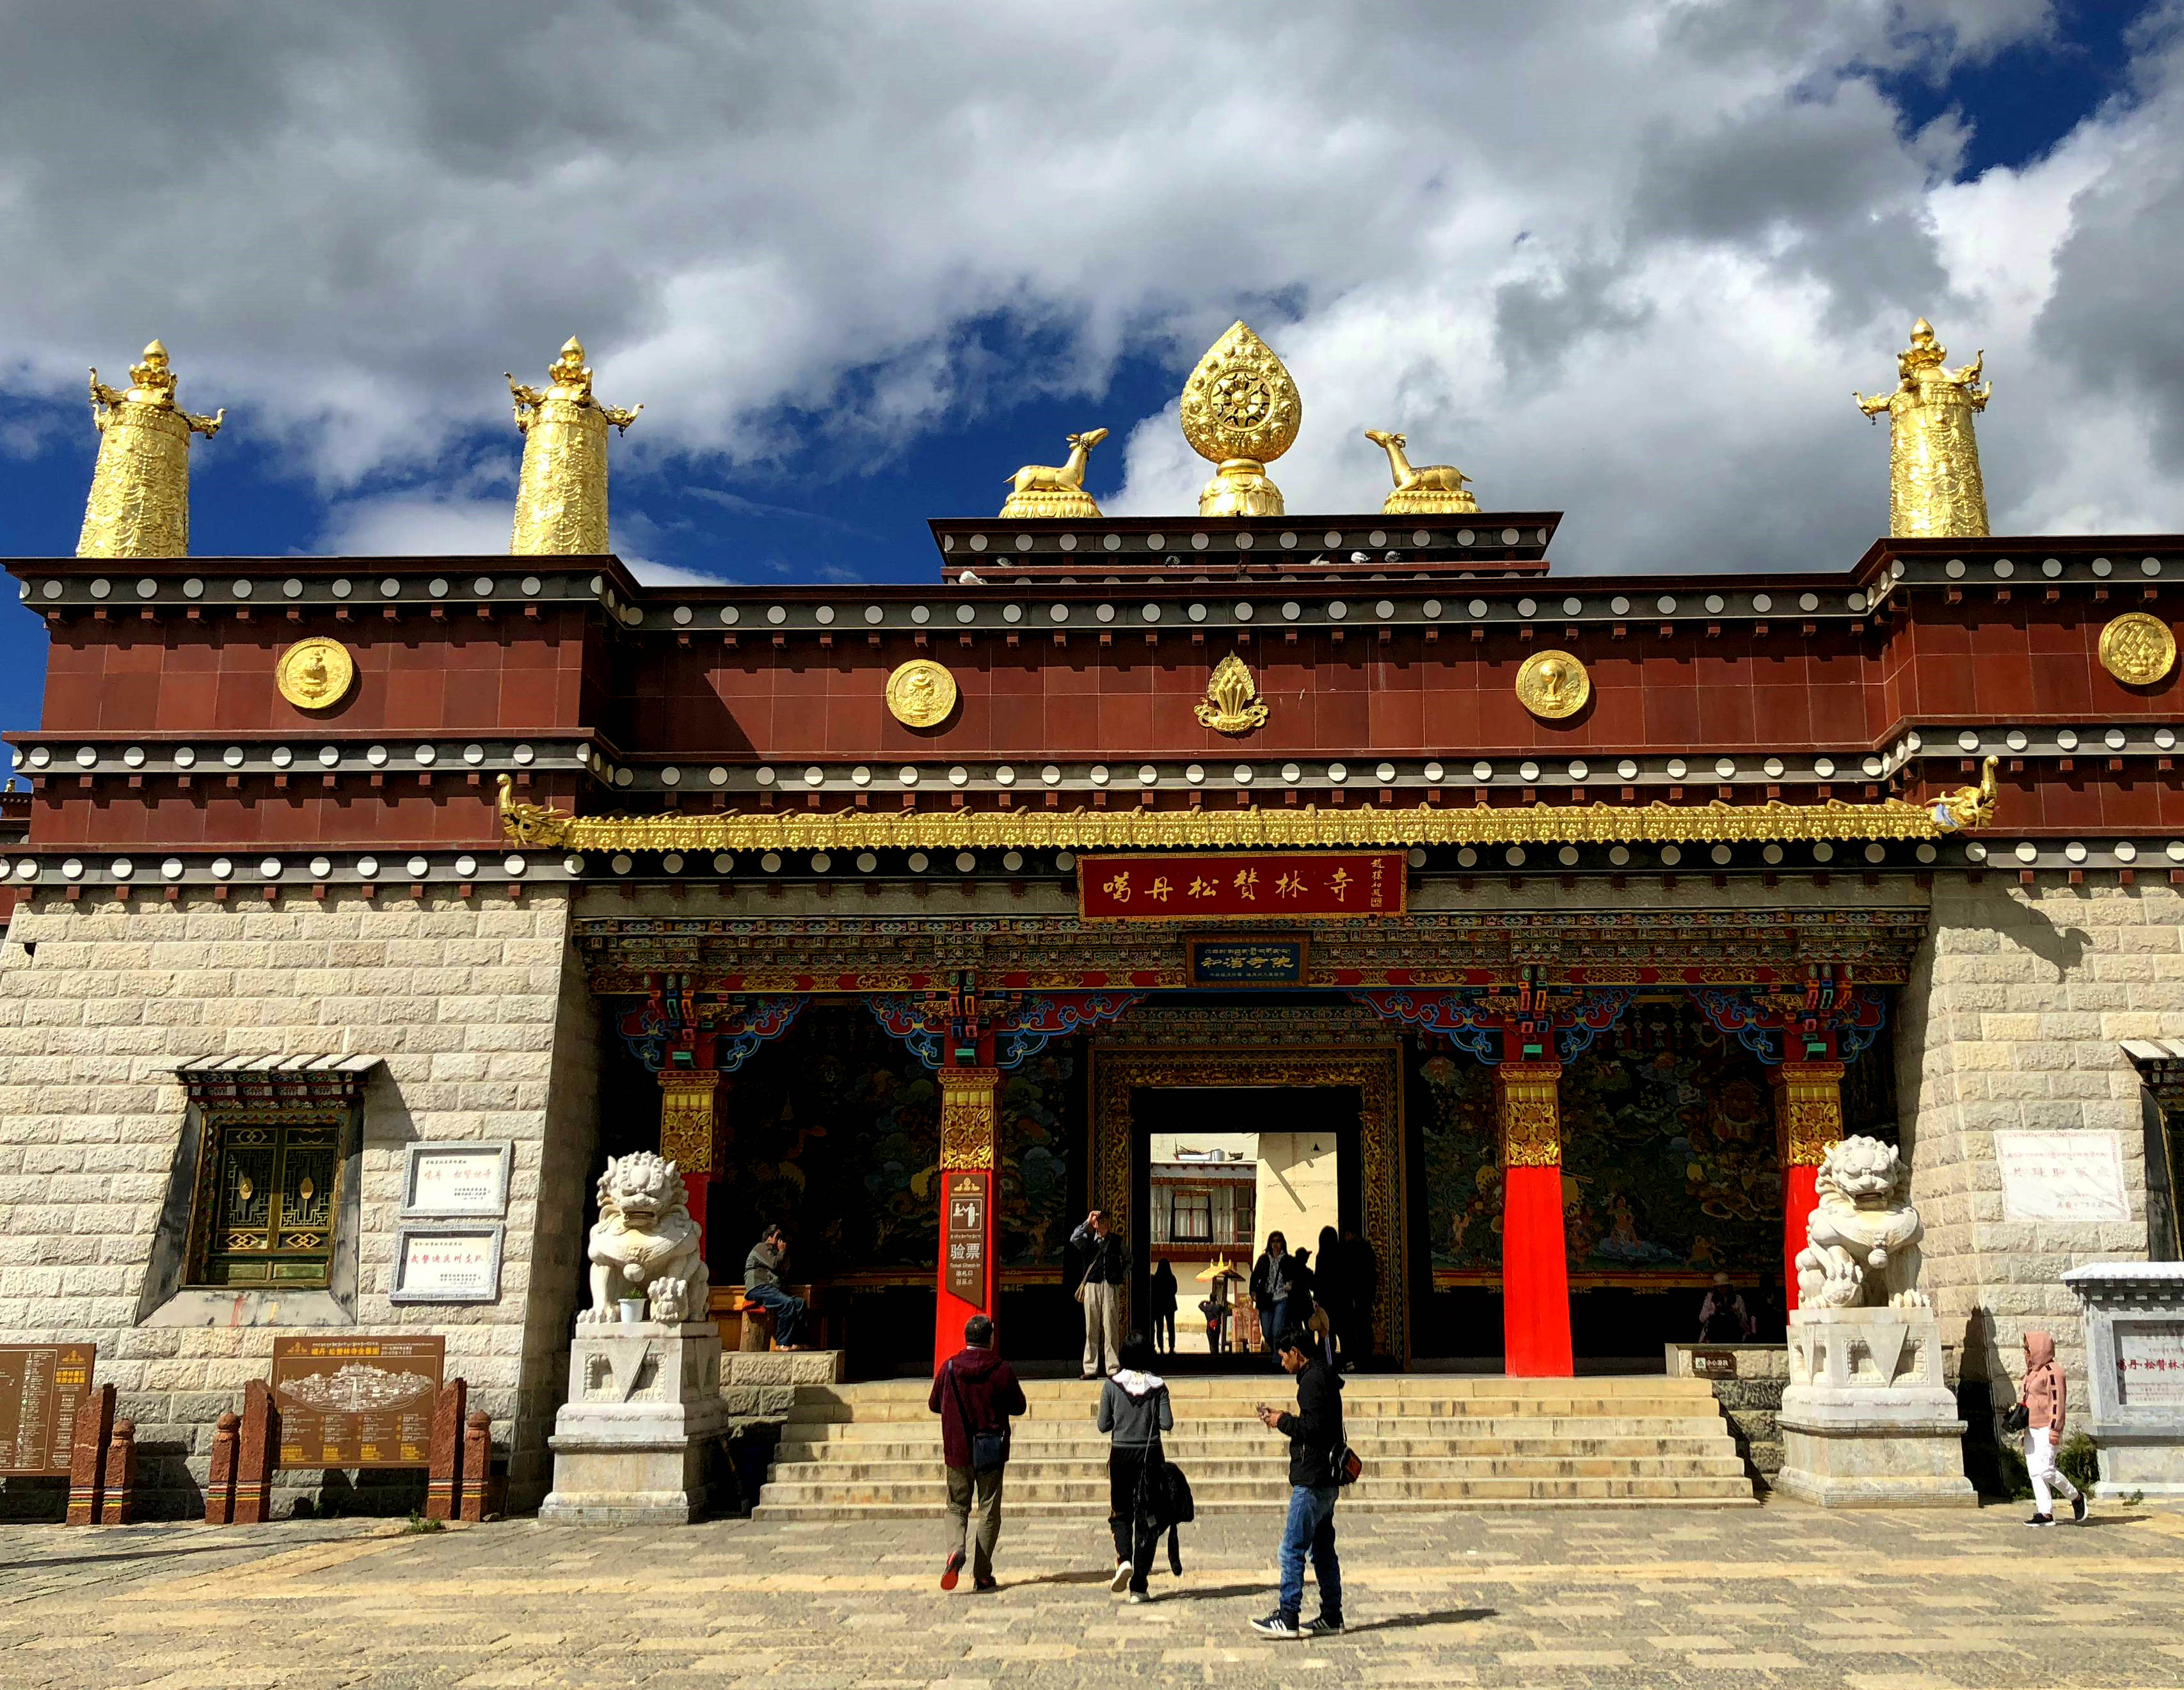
[1774,1136,1976,1507]
[539,1153,728,1524]
[2064,1261,2184,1501]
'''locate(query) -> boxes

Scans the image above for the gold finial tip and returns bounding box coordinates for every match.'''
[560,336,584,358]
[142,339,167,358]
[1910,317,1933,337]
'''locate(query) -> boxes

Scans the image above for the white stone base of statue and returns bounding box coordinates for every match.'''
[1773,1307,1977,1508]
[539,1321,729,1525]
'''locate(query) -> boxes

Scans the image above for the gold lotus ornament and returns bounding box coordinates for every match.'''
[1195,653,1269,735]
[1180,321,1301,517]
[2098,612,2176,687]
[275,637,356,712]
[886,658,959,728]
[1514,650,1590,720]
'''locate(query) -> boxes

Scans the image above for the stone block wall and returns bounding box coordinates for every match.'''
[0,889,598,1517]
[1898,876,2171,1408]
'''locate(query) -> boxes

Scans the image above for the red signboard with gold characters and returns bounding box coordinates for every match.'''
[1078,852,1405,921]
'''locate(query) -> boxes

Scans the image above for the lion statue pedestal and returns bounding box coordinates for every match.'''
[539,1152,729,1524]
[1774,1136,1975,1508]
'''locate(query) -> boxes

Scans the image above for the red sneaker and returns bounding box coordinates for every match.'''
[941,1550,966,1591]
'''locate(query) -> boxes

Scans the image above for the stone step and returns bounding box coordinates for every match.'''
[800,1376,1719,1403]
[753,1474,1758,1512]
[774,1433,1738,1463]
[785,1394,1721,1423]
[765,1454,1752,1483]
[778,1414,1734,1442]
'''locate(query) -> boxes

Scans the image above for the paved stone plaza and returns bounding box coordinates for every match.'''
[5,1502,2184,1689]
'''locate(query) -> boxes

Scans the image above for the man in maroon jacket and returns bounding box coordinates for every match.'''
[929,1314,1028,1591]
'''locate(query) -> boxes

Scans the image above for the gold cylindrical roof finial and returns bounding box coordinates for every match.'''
[76,340,225,558]
[507,337,642,555]
[1856,317,1992,538]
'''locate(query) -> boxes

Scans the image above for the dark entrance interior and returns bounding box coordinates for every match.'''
[1126,1085,1363,1371]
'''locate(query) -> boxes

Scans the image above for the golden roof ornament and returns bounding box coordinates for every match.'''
[77,340,225,558]
[2098,612,2177,687]
[507,337,642,555]
[1514,650,1590,720]
[885,658,958,728]
[1364,429,1478,514]
[1180,321,1300,517]
[1194,653,1269,735]
[1856,317,1991,538]
[1000,428,1108,518]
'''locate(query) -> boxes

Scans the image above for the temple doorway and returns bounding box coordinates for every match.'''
[1128,1087,1364,1367]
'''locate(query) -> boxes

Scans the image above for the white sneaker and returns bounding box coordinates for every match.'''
[1110,1561,1132,1593]
[1127,1591,1152,1606]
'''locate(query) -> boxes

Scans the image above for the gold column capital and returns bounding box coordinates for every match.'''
[1495,1060,1563,1169]
[939,1066,1001,1170]
[658,1067,729,1176]
[1771,1060,1845,1168]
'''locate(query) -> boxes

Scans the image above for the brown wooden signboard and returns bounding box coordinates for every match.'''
[943,1171,989,1309]
[271,1335,444,1469]
[0,1344,93,1474]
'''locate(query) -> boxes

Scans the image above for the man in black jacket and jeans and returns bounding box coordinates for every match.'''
[1250,1327,1344,1638]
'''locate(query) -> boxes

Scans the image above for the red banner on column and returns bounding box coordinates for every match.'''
[1502,1166,1574,1378]
[1079,852,1405,920]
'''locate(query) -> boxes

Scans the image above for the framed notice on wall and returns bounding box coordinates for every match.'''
[1994,1130,2131,1223]
[389,1224,506,1304]
[399,1142,513,1218]
[271,1335,443,1469]
[0,1344,94,1475]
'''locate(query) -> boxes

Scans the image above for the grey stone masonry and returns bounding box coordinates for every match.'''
[0,889,598,1517]
[1898,875,2171,1405]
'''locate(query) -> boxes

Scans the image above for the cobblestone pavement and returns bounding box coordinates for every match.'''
[4,1501,2184,1689]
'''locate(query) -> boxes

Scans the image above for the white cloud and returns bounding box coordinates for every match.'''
[0,0,2176,572]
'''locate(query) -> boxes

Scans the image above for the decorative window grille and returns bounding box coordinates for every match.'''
[173,1055,378,1293]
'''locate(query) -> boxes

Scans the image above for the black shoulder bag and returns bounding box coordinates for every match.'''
[945,1363,1008,1473]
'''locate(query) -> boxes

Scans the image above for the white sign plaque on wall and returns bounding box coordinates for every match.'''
[400,1142,513,1218]
[1993,1129,2130,1223]
[2116,1322,2184,1408]
[389,1225,506,1305]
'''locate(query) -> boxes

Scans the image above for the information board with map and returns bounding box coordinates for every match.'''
[271,1335,445,1469]
[0,1344,93,1474]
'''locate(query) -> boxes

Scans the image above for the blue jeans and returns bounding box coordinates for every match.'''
[747,1282,808,1346]
[1277,1484,1341,1622]
[1266,1297,1292,1353]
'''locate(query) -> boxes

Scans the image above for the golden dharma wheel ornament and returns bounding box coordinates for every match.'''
[886,658,958,728]
[1514,649,1590,720]
[2098,612,2176,687]
[1179,321,1301,518]
[275,636,356,712]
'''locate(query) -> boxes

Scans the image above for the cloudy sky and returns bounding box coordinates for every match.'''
[1,1,2180,741]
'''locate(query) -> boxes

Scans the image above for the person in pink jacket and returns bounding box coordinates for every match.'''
[2020,1330,2087,1526]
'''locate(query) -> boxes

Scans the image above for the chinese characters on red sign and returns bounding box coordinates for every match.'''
[1078,852,1405,921]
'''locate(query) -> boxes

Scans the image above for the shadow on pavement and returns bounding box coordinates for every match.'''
[1345,1607,1497,1634]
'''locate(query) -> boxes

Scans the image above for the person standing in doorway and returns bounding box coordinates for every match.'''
[1071,1209,1128,1379]
[1149,1261,1179,1357]
[2021,1330,2088,1526]
[744,1223,812,1349]
[1250,1232,1291,1357]
[1314,1227,1345,1367]
[1697,1271,1756,1343]
[1097,1330,1174,1604]
[930,1314,1027,1591]
[1337,1227,1376,1371]
[1250,1327,1345,1639]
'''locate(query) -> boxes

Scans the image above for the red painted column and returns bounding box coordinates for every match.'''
[1495,1060,1572,1377]
[934,1066,1001,1375]
[1773,1061,1845,1313]
[658,1069,728,1273]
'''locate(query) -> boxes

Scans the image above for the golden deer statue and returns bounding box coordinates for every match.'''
[1000,427,1108,519]
[1364,429,1478,516]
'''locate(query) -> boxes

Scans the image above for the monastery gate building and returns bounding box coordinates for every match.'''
[0,323,2178,1515]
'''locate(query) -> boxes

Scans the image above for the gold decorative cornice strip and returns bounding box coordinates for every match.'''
[498,765,1996,854]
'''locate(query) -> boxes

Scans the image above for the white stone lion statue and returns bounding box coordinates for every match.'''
[1794,1135,1929,1310]
[581,1151,708,1323]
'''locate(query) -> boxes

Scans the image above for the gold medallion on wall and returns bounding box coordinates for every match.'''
[886,658,958,728]
[1514,649,1590,720]
[2098,612,2176,687]
[275,637,356,712]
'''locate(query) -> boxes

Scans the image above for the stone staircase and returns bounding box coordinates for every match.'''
[751,1373,1757,1517]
